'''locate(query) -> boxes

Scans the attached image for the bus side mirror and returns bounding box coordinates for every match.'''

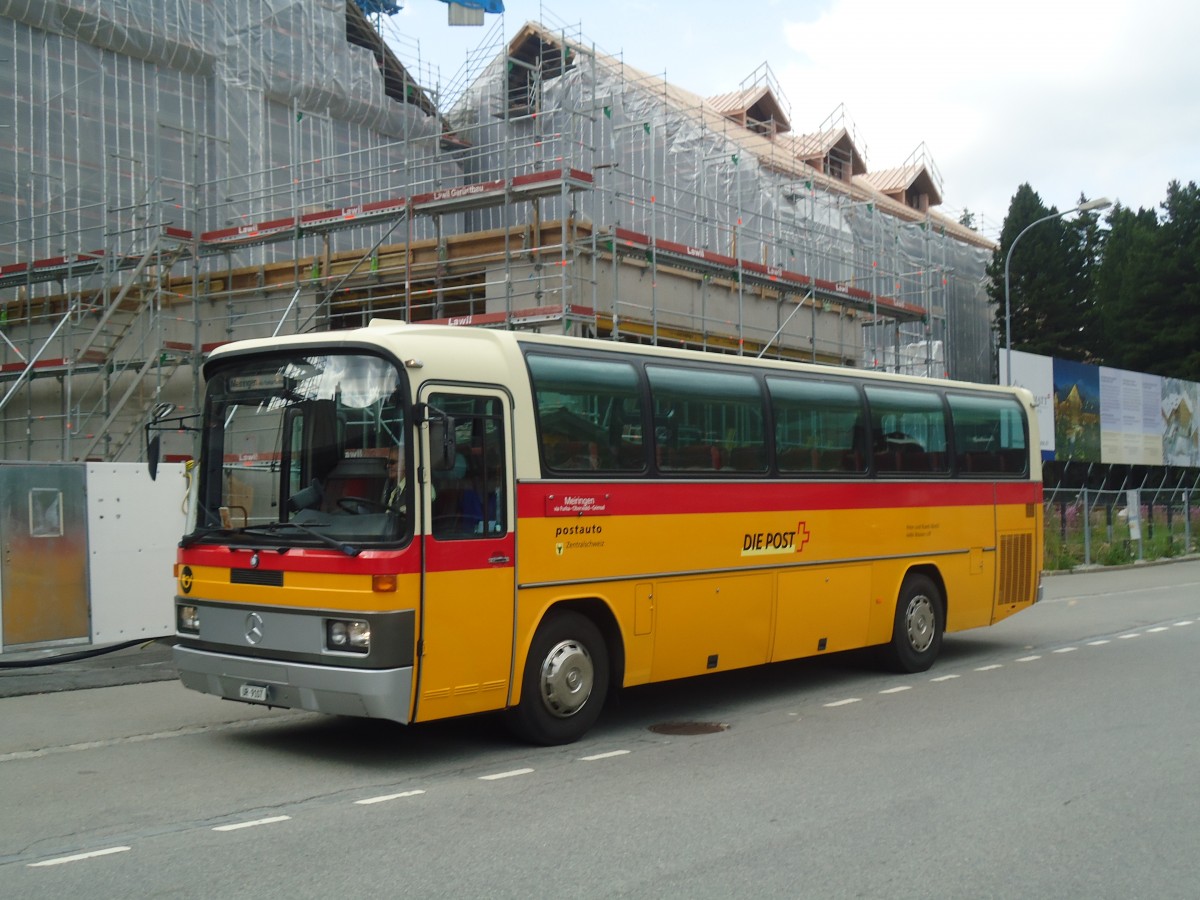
[146,401,175,481]
[147,432,161,481]
[428,415,457,471]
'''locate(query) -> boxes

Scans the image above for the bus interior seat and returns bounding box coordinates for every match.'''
[726,445,766,472]
[432,453,474,533]
[668,443,720,471]
[546,440,599,470]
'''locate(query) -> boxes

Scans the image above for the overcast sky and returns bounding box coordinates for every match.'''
[383,0,1198,237]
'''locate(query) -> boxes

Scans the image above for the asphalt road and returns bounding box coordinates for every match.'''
[3,559,1199,899]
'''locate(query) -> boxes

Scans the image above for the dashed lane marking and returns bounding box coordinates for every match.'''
[212,815,290,832]
[27,847,131,868]
[478,768,534,781]
[579,750,631,761]
[355,790,425,805]
[22,613,1199,872]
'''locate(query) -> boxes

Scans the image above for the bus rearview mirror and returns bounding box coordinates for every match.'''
[428,415,457,471]
[147,432,161,481]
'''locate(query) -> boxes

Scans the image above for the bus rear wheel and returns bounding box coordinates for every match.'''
[881,573,943,673]
[509,611,609,745]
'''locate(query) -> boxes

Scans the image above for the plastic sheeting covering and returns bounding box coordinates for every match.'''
[0,3,995,381]
[447,50,994,381]
[0,0,447,269]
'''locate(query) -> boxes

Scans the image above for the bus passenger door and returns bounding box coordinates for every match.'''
[414,388,515,722]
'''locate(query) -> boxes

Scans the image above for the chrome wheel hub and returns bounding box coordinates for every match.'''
[905,595,936,653]
[539,638,594,718]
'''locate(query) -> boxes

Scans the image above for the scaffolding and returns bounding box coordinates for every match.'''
[0,2,996,463]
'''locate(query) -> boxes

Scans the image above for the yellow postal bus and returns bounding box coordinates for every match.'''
[165,320,1042,744]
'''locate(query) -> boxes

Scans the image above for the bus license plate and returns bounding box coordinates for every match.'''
[239,683,269,702]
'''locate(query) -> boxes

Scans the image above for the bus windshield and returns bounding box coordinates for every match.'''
[193,351,409,547]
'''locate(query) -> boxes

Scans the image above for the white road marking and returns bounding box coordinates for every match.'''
[355,790,425,805]
[479,768,534,781]
[578,750,631,761]
[212,815,291,832]
[28,846,130,868]
[19,603,1193,877]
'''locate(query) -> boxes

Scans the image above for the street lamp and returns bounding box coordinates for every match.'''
[1003,196,1112,383]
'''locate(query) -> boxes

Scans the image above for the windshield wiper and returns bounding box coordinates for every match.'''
[239,521,361,557]
[180,525,234,548]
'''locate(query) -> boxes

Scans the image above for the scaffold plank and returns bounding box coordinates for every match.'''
[607,227,925,321]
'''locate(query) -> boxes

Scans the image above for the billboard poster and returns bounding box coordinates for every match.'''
[1140,371,1164,464]
[1100,367,1163,465]
[1003,350,1199,468]
[1003,349,1054,459]
[1052,359,1101,462]
[1163,378,1200,466]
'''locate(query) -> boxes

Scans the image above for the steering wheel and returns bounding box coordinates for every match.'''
[336,495,388,514]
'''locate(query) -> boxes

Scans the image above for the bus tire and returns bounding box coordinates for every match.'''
[509,611,609,745]
[881,573,943,673]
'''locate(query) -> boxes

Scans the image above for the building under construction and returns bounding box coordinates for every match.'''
[0,1,997,464]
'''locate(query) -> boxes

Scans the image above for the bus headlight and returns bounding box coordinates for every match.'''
[177,604,200,635]
[326,618,370,653]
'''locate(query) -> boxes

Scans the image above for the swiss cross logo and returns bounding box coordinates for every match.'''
[796,521,811,552]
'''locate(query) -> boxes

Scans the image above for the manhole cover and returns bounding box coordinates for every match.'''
[648,721,729,735]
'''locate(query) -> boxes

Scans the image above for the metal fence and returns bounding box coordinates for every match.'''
[1043,486,1198,569]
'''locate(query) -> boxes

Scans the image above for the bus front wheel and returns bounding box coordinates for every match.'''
[881,573,943,673]
[510,611,609,745]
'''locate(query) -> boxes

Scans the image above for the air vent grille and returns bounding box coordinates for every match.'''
[998,532,1034,604]
[231,568,283,587]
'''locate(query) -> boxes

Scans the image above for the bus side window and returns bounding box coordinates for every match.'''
[949,393,1028,476]
[527,353,645,475]
[864,386,949,475]
[646,364,764,475]
[767,377,866,475]
[429,393,508,539]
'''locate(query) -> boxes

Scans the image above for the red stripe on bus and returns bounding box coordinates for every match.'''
[996,482,1043,504]
[518,479,1041,518]
[179,544,419,575]
[424,534,515,571]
